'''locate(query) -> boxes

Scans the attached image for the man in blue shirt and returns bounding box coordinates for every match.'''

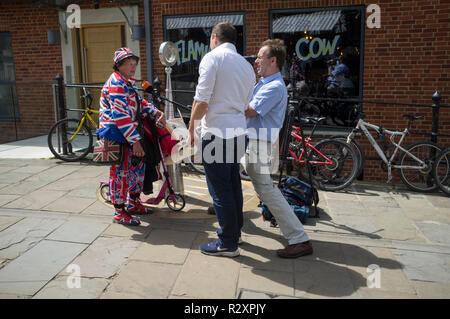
[244,39,313,258]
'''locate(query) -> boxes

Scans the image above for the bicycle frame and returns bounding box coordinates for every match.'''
[288,126,334,165]
[347,119,428,181]
[66,107,99,142]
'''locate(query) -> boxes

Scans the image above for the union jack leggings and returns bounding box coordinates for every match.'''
[109,145,145,205]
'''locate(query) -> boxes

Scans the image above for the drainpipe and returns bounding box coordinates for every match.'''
[144,0,153,82]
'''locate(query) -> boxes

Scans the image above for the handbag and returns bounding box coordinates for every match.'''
[92,138,124,165]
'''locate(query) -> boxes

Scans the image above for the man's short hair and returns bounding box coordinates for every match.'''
[212,22,237,45]
[262,39,286,71]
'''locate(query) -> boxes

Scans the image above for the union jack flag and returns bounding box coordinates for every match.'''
[93,138,123,164]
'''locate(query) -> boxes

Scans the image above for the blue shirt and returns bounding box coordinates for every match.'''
[246,72,287,143]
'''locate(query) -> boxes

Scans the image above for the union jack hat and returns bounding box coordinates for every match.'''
[113,47,139,64]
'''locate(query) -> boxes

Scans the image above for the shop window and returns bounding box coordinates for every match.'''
[0,32,19,120]
[271,6,364,127]
[164,13,246,109]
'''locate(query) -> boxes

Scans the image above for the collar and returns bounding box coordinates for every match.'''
[259,72,282,84]
[114,71,136,86]
[216,42,237,53]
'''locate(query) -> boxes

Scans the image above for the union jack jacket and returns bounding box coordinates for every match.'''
[99,71,158,145]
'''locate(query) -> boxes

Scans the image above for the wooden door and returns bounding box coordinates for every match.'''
[75,23,125,123]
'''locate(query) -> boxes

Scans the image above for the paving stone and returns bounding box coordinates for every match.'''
[171,251,240,298]
[80,201,114,217]
[102,261,181,299]
[426,194,450,209]
[4,190,67,210]
[238,267,294,297]
[0,293,31,299]
[0,180,50,196]
[343,245,416,295]
[42,177,94,192]
[0,172,33,184]
[351,287,418,299]
[24,165,81,183]
[391,248,450,283]
[238,289,300,299]
[238,235,294,273]
[43,196,97,214]
[0,215,23,231]
[0,166,16,174]
[330,214,382,239]
[130,229,197,264]
[293,260,356,298]
[0,240,87,296]
[0,217,65,259]
[101,221,152,240]
[369,209,426,242]
[67,236,140,278]
[67,186,99,199]
[11,165,53,175]
[33,276,110,299]
[415,222,450,245]
[0,195,21,207]
[46,219,109,244]
[410,281,450,299]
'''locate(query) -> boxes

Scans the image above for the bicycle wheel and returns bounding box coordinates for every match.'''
[99,183,111,203]
[298,139,359,191]
[166,193,186,211]
[330,136,365,178]
[48,118,93,162]
[433,148,450,196]
[398,141,441,192]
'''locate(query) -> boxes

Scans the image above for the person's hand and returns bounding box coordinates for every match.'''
[155,110,166,128]
[188,126,195,147]
[133,140,145,157]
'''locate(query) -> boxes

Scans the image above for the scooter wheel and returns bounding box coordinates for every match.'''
[99,184,111,203]
[165,193,185,211]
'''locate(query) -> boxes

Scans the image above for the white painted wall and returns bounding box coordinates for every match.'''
[58,6,141,112]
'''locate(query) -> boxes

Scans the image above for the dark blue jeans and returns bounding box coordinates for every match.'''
[202,133,246,250]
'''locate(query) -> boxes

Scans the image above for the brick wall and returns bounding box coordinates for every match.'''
[0,1,63,143]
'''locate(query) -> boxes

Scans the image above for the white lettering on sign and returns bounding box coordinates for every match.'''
[295,35,341,62]
[176,40,210,65]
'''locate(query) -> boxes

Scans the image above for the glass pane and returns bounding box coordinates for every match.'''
[0,84,19,120]
[164,14,245,112]
[272,8,363,127]
[0,32,16,82]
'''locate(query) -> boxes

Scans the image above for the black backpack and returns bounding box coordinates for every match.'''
[261,176,319,227]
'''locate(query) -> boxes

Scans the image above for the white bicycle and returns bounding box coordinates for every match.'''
[345,113,442,192]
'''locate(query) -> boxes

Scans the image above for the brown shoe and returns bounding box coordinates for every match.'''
[276,241,313,258]
[207,205,215,215]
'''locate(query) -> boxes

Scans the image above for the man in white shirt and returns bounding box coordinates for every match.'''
[188,22,255,257]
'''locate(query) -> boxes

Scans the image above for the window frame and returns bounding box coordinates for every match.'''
[269,5,366,100]
[163,11,247,54]
[0,31,19,121]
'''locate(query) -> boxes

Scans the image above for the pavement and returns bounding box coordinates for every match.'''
[0,135,449,299]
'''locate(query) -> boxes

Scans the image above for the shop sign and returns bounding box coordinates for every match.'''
[295,35,341,62]
[175,40,210,65]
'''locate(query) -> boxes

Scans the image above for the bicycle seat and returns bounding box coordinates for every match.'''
[302,116,326,124]
[402,114,424,121]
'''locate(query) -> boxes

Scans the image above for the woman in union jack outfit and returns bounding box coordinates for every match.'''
[97,48,166,226]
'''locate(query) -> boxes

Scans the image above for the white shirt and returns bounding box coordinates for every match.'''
[194,42,256,139]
